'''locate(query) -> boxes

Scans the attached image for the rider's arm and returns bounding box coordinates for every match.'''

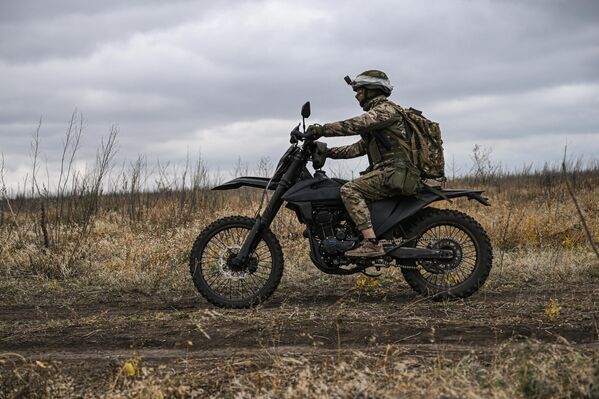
[321,106,390,137]
[326,139,367,159]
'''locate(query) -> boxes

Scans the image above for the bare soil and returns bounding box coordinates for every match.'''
[2,281,597,375]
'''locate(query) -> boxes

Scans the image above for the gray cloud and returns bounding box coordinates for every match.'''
[1,0,598,189]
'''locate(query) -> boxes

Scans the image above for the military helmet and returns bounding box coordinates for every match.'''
[348,70,393,96]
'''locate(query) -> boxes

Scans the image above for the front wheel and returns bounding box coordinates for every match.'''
[399,208,493,300]
[189,216,284,308]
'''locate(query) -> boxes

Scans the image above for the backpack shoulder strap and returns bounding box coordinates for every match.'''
[395,108,420,165]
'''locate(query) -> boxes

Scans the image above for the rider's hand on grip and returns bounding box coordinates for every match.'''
[306,124,324,140]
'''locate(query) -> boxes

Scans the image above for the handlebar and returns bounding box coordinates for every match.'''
[289,123,315,144]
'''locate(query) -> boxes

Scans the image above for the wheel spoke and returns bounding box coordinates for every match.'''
[190,223,277,302]
[410,221,481,289]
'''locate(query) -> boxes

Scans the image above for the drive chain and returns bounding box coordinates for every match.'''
[386,237,455,270]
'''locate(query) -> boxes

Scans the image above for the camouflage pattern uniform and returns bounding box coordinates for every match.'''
[321,95,420,230]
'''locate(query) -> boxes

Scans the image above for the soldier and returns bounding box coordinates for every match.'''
[306,70,421,258]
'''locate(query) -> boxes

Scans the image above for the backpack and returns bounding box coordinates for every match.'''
[397,107,445,180]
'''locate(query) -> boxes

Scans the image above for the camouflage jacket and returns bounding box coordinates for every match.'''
[322,95,410,170]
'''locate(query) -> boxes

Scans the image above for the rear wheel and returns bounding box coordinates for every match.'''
[399,208,493,300]
[189,216,284,308]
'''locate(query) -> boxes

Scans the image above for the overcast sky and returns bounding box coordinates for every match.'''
[1,0,598,190]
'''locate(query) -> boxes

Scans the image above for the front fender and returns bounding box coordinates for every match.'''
[212,176,276,191]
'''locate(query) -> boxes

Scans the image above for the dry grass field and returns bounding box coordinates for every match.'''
[1,160,599,398]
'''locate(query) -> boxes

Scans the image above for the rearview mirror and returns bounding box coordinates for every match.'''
[301,101,311,119]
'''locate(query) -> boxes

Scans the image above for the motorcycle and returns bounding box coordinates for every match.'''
[189,102,493,308]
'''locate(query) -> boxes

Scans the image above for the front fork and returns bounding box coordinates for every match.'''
[231,152,306,267]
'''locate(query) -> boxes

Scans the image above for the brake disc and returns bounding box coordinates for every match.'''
[217,244,258,280]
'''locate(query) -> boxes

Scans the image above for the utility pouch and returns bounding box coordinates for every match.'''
[385,164,421,195]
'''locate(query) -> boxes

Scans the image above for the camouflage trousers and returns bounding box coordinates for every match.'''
[340,168,396,231]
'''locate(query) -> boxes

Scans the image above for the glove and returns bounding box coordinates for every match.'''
[305,124,324,140]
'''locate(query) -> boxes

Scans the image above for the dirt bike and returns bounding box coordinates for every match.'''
[189,102,493,308]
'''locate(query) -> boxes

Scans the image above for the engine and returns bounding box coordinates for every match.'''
[311,210,359,256]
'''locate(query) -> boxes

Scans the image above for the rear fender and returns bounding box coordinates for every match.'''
[371,187,490,237]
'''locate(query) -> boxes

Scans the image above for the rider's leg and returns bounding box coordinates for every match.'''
[361,227,376,239]
[339,170,393,257]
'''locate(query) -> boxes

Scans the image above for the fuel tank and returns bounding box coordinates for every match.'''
[281,176,347,202]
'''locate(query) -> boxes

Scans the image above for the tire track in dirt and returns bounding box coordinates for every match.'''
[1,284,597,359]
[19,341,599,363]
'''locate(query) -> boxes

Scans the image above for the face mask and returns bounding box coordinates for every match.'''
[355,88,367,108]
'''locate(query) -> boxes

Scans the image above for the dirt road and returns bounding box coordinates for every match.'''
[1,279,598,397]
[2,282,597,360]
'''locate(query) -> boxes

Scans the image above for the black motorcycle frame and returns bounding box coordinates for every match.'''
[214,112,490,276]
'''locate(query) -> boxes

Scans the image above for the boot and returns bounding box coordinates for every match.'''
[345,239,385,258]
